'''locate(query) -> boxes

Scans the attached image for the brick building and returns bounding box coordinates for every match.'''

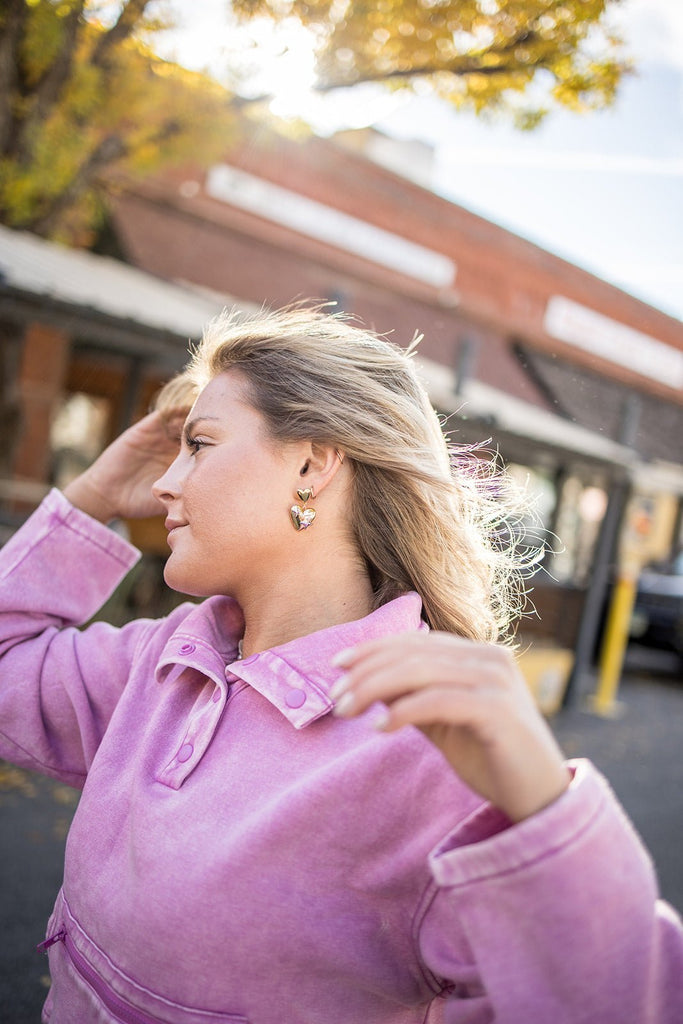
[2,124,682,691]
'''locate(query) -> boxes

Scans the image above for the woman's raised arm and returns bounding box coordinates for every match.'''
[0,410,186,784]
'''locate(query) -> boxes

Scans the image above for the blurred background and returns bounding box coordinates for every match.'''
[0,0,681,1019]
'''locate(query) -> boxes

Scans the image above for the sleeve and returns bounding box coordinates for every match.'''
[417,759,683,1024]
[0,489,159,787]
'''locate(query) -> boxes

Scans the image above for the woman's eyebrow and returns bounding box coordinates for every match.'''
[182,416,221,442]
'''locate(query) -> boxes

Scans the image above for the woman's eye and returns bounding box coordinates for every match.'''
[186,437,206,455]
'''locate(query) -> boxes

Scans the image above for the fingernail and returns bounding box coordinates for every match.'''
[331,648,355,668]
[372,709,390,731]
[332,691,355,717]
[329,674,350,700]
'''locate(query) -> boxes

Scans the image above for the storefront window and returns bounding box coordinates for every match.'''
[550,477,608,585]
[49,392,111,490]
[504,463,558,568]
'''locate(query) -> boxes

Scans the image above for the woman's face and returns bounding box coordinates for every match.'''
[152,371,304,597]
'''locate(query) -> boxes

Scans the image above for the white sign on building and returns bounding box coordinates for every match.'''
[545,295,683,390]
[206,164,456,290]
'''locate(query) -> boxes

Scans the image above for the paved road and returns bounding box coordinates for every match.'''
[551,646,683,915]
[0,764,76,1022]
[0,646,681,1022]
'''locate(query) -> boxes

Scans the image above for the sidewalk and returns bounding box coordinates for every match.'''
[550,645,683,914]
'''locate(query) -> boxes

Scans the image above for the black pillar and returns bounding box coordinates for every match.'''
[563,478,631,706]
[117,356,145,434]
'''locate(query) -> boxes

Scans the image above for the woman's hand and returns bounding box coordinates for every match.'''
[331,632,571,823]
[63,411,185,523]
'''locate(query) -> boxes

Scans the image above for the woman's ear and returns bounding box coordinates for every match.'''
[298,443,345,497]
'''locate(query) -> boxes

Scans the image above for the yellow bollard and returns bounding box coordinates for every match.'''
[590,573,638,717]
[516,646,575,717]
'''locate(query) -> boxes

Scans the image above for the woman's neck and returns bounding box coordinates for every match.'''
[235,557,375,658]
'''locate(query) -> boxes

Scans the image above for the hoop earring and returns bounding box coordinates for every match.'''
[290,486,316,531]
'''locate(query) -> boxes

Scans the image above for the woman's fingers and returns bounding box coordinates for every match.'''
[375,685,491,732]
[331,632,520,720]
[333,631,514,683]
[332,630,470,670]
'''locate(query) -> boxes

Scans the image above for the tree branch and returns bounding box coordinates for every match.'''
[90,0,153,69]
[314,27,544,92]
[0,0,30,152]
[12,1,87,162]
[27,133,129,237]
[25,115,182,237]
[313,56,538,93]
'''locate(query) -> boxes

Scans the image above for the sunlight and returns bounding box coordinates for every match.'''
[241,18,318,113]
[155,2,405,134]
[219,15,406,133]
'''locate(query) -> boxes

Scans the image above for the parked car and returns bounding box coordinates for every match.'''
[629,551,683,661]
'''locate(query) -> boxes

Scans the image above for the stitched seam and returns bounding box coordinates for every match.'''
[435,789,606,890]
[60,514,137,568]
[62,894,248,1019]
[411,878,451,997]
[0,521,60,581]
[0,727,86,781]
[0,517,134,584]
[226,681,249,699]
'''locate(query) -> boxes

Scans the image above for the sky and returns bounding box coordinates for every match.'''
[157,0,683,324]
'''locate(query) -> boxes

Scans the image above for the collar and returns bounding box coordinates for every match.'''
[156,592,425,729]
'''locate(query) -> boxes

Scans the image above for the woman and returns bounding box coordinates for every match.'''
[0,306,681,1023]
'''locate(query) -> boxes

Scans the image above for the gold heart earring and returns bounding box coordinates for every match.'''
[290,485,316,531]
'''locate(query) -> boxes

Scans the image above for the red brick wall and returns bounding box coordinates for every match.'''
[13,323,70,482]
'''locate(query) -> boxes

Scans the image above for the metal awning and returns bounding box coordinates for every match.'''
[0,225,251,347]
[416,354,683,494]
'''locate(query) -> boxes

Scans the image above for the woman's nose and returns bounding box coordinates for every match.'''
[152,456,184,504]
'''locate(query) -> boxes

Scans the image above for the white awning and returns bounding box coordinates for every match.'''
[0,225,250,337]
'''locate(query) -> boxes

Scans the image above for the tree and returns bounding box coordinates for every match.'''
[0,0,234,244]
[0,0,629,245]
[237,0,629,128]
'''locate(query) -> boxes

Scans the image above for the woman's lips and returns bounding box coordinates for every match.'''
[165,519,188,544]
[165,518,187,532]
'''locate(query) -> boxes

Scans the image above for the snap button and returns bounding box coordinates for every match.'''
[285,688,306,709]
[177,742,194,763]
[178,642,195,655]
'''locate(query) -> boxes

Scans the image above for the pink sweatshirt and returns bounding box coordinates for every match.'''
[0,488,681,1024]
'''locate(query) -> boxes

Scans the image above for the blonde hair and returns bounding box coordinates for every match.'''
[156,306,530,642]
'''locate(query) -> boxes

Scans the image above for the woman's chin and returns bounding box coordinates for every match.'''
[163,559,191,594]
[163,559,218,599]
